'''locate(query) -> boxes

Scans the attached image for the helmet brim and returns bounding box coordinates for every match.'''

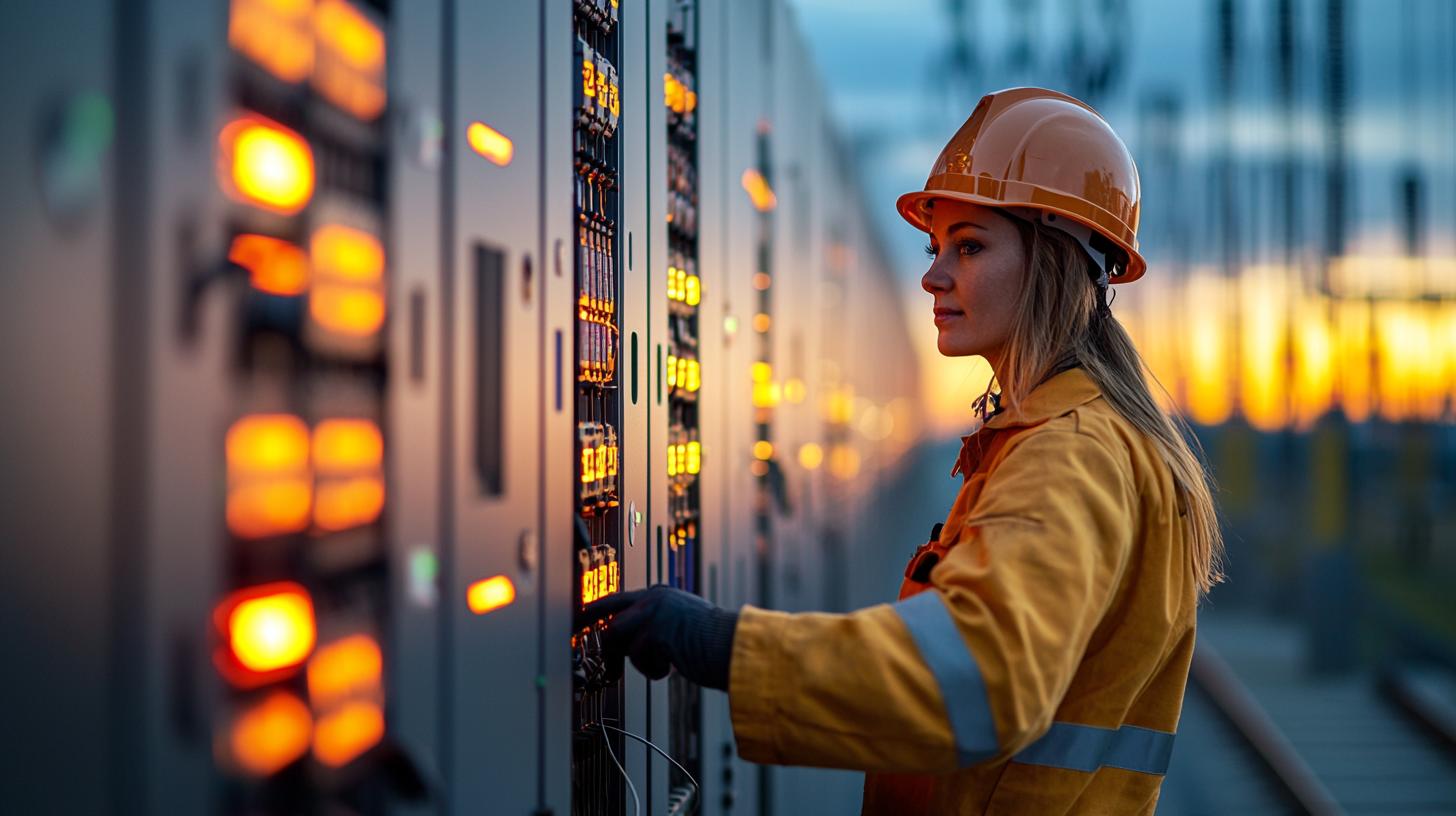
[895,189,1147,284]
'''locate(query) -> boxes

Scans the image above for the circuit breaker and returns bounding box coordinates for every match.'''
[571,1,629,814]
[212,0,394,809]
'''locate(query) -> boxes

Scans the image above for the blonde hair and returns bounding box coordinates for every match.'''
[994,217,1225,596]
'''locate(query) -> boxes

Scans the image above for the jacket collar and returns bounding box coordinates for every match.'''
[983,366,1102,430]
[950,367,1103,479]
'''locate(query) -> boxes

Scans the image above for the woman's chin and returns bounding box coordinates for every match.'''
[935,334,978,358]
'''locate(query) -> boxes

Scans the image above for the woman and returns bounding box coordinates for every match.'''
[583,87,1223,814]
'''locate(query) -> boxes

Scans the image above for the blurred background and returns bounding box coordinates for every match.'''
[787,0,1456,812]
[1,0,1453,813]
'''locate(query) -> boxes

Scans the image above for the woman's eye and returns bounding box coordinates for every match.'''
[957,241,983,256]
[923,242,938,259]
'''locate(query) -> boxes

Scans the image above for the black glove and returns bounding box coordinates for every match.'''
[577,585,739,691]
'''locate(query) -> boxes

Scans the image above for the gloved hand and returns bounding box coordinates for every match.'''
[577,585,739,691]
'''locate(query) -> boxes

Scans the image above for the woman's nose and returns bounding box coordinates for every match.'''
[921,258,952,294]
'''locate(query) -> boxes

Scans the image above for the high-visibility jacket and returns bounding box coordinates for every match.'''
[728,367,1198,814]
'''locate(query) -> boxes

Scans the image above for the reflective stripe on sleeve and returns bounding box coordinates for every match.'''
[892,590,999,766]
[1013,722,1176,775]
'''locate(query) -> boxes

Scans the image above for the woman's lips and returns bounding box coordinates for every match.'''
[933,307,964,326]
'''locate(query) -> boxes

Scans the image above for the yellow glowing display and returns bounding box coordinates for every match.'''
[313,699,384,767]
[581,561,619,605]
[467,575,516,615]
[223,691,313,777]
[753,440,774,461]
[684,274,701,306]
[228,0,314,83]
[467,121,514,166]
[686,441,702,475]
[220,115,315,214]
[230,234,310,296]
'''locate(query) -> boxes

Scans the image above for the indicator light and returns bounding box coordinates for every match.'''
[686,441,702,475]
[798,443,824,470]
[313,0,387,119]
[313,418,383,470]
[310,224,385,338]
[753,313,772,333]
[684,274,701,306]
[215,582,317,686]
[228,0,314,84]
[741,169,777,212]
[467,575,516,615]
[230,234,309,296]
[467,121,513,166]
[312,418,384,532]
[313,699,384,767]
[226,414,311,539]
[313,476,384,533]
[221,691,312,777]
[219,115,315,214]
[308,634,383,708]
[753,441,774,461]
[315,0,383,70]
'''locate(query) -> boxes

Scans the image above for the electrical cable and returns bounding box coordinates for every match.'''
[600,717,640,816]
[602,723,700,815]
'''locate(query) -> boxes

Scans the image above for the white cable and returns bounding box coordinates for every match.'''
[600,719,641,816]
[602,724,700,815]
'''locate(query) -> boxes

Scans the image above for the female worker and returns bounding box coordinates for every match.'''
[582,87,1223,814]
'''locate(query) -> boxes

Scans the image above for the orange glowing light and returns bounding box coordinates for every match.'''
[215,583,316,687]
[313,418,383,470]
[312,224,384,282]
[741,169,777,212]
[1238,268,1289,431]
[313,477,385,531]
[229,587,317,672]
[312,0,386,119]
[227,414,312,539]
[229,0,314,84]
[467,575,516,615]
[220,115,315,214]
[313,699,384,767]
[230,234,310,296]
[308,634,382,710]
[222,691,312,777]
[467,121,514,166]
[312,418,384,531]
[310,225,385,338]
[1182,273,1234,426]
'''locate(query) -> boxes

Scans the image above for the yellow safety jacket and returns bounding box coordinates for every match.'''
[728,367,1197,814]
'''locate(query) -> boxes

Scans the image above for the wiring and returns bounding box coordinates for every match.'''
[602,723,700,815]
[600,715,640,816]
